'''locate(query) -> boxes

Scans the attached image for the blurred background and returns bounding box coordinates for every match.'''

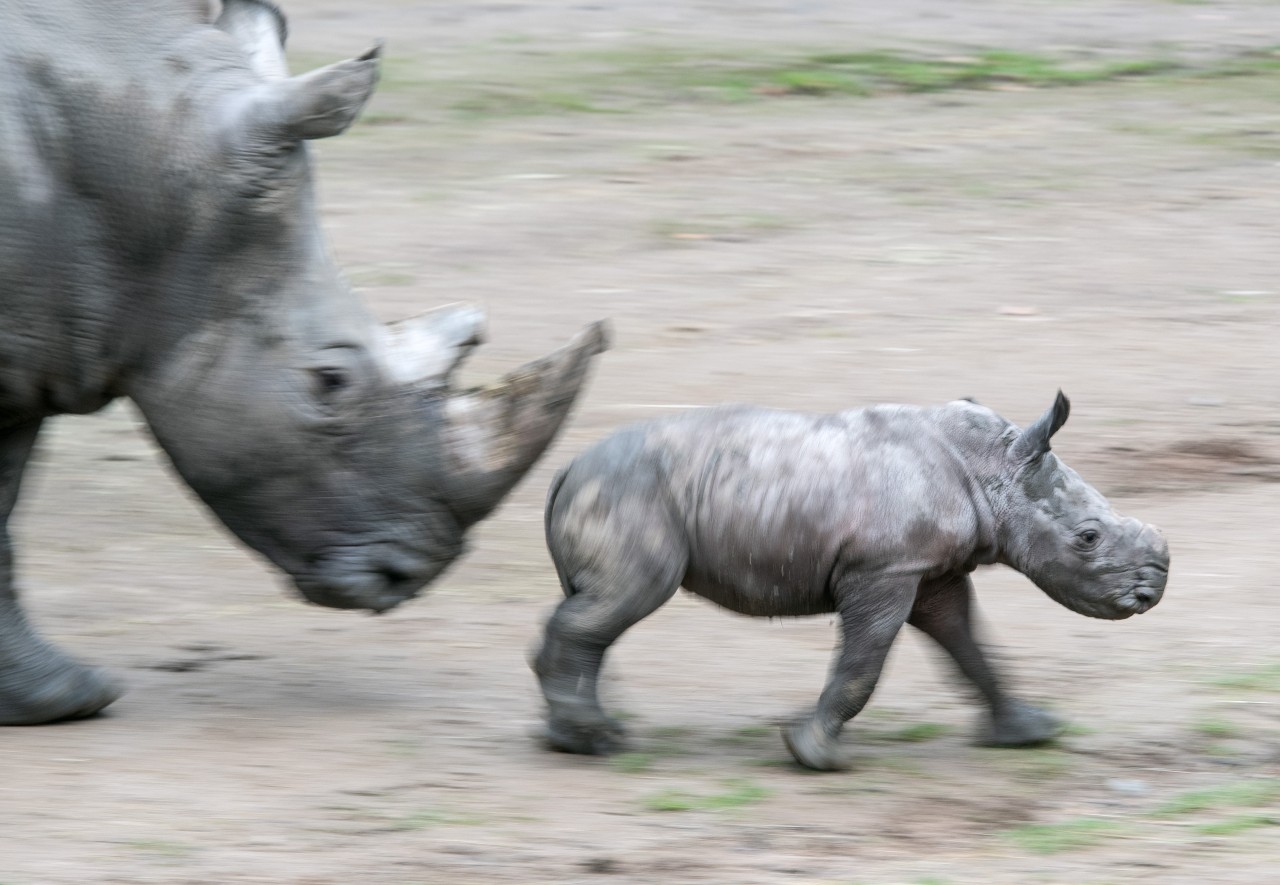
[6,1,1280,882]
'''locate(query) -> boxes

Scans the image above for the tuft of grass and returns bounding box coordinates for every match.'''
[389,809,484,831]
[450,90,607,118]
[644,778,771,812]
[714,724,774,745]
[1003,818,1127,854]
[1193,718,1242,739]
[694,50,1183,98]
[1210,662,1280,693]
[1061,721,1099,737]
[1195,814,1278,837]
[986,746,1072,779]
[1154,780,1280,817]
[879,722,952,743]
[611,752,656,774]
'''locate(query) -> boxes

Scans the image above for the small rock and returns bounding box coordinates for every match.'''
[997,305,1039,316]
[582,857,620,874]
[1106,778,1149,795]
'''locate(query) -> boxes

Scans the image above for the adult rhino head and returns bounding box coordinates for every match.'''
[120,2,611,613]
[994,393,1170,620]
[0,0,608,724]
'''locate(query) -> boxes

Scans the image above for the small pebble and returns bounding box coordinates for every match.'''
[1106,778,1149,795]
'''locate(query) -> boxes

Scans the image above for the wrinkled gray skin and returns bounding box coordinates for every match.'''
[535,393,1170,770]
[0,0,608,725]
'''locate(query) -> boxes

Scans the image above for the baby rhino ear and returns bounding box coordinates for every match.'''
[1010,390,1070,463]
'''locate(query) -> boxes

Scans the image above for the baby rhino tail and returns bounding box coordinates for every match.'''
[544,466,578,599]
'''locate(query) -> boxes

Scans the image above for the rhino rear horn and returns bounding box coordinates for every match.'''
[380,304,488,388]
[1010,390,1071,462]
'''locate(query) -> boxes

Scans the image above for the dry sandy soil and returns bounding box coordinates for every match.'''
[4,1,1280,882]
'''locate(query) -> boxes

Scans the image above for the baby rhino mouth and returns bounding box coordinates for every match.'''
[1105,564,1169,620]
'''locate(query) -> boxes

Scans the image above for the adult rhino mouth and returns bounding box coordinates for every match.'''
[296,544,447,613]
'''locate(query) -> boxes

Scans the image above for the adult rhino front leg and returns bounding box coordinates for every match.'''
[909,573,1062,747]
[1,420,122,725]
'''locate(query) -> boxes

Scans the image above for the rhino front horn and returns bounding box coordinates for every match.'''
[439,321,611,525]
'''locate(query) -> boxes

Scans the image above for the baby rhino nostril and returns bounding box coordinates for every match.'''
[1133,586,1159,604]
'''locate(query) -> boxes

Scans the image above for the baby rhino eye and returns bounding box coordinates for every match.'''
[1076,528,1101,548]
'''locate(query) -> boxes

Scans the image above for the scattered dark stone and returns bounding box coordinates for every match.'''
[582,857,620,874]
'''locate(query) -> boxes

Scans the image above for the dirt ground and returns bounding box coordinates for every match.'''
[5,1,1280,882]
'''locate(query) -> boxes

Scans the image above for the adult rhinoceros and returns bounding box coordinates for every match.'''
[0,0,608,724]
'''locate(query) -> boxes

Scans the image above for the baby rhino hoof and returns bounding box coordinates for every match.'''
[981,700,1064,748]
[782,721,849,772]
[544,715,626,756]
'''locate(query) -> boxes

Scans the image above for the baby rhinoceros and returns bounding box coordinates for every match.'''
[533,392,1170,770]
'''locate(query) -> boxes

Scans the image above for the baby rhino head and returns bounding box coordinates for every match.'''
[1000,393,1170,620]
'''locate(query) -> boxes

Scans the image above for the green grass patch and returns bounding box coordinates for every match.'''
[611,752,656,774]
[616,48,1185,102]
[451,90,609,118]
[876,722,952,743]
[389,808,485,831]
[1061,722,1099,737]
[1210,662,1280,693]
[1154,780,1280,817]
[985,746,1073,779]
[714,724,774,745]
[1003,818,1127,854]
[644,778,771,812]
[341,44,1280,123]
[1193,718,1242,739]
[1195,814,1278,837]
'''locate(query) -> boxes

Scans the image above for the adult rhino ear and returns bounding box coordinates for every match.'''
[217,0,290,80]
[1010,390,1070,463]
[229,45,382,143]
[219,0,382,143]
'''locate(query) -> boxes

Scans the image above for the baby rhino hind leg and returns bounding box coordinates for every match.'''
[534,474,686,756]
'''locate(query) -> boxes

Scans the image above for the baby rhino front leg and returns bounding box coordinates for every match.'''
[783,575,919,771]
[908,574,1062,747]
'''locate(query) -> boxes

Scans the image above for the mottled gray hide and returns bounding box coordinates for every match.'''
[534,394,1170,770]
[0,0,608,724]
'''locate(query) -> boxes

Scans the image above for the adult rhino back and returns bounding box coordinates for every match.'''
[0,0,609,725]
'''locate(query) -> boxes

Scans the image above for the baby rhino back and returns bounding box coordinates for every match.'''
[546,405,985,618]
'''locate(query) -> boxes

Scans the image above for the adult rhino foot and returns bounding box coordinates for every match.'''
[543,712,626,756]
[979,700,1064,748]
[782,720,849,772]
[0,656,123,725]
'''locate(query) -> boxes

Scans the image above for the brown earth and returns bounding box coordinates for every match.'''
[3,1,1280,883]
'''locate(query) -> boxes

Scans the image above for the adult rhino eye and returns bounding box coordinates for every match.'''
[1077,529,1101,549]
[314,367,348,395]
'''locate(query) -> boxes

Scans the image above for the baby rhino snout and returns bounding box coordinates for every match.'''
[1125,520,1170,614]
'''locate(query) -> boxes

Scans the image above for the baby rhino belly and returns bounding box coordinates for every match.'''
[681,551,835,617]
